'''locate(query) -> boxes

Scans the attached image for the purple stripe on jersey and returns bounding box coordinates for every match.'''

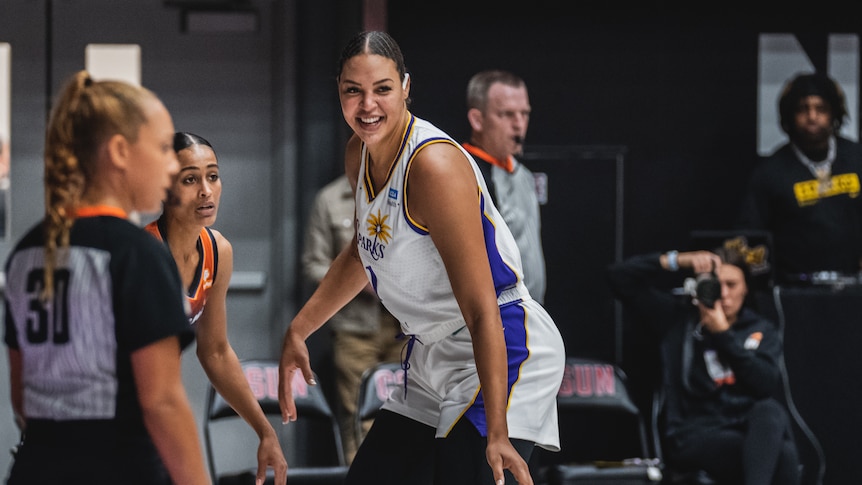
[464,301,530,435]
[480,192,519,294]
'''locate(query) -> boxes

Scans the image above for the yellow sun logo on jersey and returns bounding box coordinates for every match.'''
[366,210,392,244]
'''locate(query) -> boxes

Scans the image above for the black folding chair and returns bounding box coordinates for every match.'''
[203,359,349,485]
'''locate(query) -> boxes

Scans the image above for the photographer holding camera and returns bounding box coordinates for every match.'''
[608,245,800,485]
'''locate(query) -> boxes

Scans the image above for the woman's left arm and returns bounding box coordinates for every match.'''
[196,231,288,485]
[409,142,532,485]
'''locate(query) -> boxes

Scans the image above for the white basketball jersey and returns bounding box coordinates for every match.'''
[354,114,565,451]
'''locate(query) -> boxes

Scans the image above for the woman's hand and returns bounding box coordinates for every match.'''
[678,250,722,274]
[278,326,314,424]
[698,299,731,334]
[486,438,533,485]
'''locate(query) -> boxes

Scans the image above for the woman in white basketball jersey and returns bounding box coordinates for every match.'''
[278,31,566,485]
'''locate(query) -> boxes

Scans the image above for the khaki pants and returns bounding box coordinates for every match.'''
[332,312,403,464]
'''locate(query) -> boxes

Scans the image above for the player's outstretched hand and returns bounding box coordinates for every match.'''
[277,326,314,424]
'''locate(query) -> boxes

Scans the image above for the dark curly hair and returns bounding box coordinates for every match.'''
[778,72,847,136]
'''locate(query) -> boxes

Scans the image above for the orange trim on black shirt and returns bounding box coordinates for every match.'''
[462,142,514,173]
[74,205,128,219]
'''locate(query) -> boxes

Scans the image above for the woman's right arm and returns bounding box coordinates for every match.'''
[278,230,369,421]
[132,336,210,485]
[278,134,369,423]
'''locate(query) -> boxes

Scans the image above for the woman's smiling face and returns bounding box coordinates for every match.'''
[338,53,409,147]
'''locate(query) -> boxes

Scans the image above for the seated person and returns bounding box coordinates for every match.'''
[607,244,800,485]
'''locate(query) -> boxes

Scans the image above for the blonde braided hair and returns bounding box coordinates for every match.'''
[41,70,153,302]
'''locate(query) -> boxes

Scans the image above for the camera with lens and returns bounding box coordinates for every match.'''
[694,272,722,308]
